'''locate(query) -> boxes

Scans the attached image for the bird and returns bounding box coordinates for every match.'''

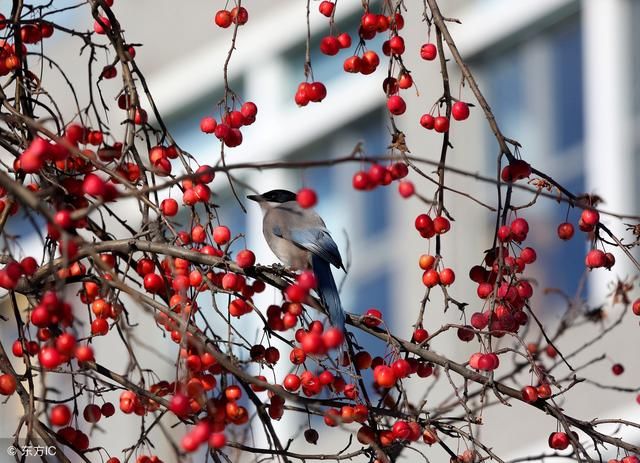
[247,189,345,331]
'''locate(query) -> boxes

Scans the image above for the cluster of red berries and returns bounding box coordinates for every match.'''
[175,384,266,452]
[468,352,500,371]
[200,101,257,148]
[520,383,552,403]
[294,321,344,357]
[0,256,37,289]
[343,50,380,75]
[414,213,451,239]
[56,425,92,452]
[466,218,538,336]
[304,9,407,105]
[554,208,614,269]
[266,302,303,331]
[0,21,53,75]
[419,254,455,288]
[180,165,216,206]
[320,33,352,56]
[355,420,442,450]
[372,356,434,389]
[294,81,328,106]
[15,292,96,370]
[419,101,471,133]
[285,270,317,303]
[10,331,94,379]
[214,7,248,28]
[148,144,179,177]
[352,161,409,191]
[19,136,76,174]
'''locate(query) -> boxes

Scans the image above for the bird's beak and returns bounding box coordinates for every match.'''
[246,194,261,202]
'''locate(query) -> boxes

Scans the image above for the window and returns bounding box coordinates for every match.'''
[550,18,583,153]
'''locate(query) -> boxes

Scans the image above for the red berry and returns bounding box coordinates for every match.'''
[214,10,232,28]
[612,363,624,375]
[422,269,439,288]
[160,198,178,216]
[337,32,351,49]
[548,432,570,450]
[91,318,109,336]
[557,222,574,240]
[235,249,256,268]
[200,117,217,134]
[0,374,17,396]
[93,16,110,34]
[39,346,62,369]
[363,308,382,327]
[537,383,552,399]
[392,420,411,440]
[521,385,539,403]
[283,374,301,392]
[387,95,406,115]
[50,404,72,426]
[323,327,344,349]
[209,432,226,449]
[318,1,334,17]
[143,273,164,293]
[361,13,378,32]
[83,404,102,423]
[397,72,413,89]
[101,402,115,417]
[433,116,450,133]
[581,209,600,227]
[373,365,396,388]
[75,345,94,363]
[230,6,249,25]
[452,101,470,121]
[412,328,429,343]
[388,35,405,55]
[320,36,340,56]
[308,82,327,102]
[439,268,455,286]
[585,249,606,269]
[352,171,371,190]
[392,359,411,378]
[420,43,437,60]
[169,393,190,417]
[296,188,317,208]
[420,114,435,129]
[213,226,231,245]
[342,55,361,73]
[398,181,414,198]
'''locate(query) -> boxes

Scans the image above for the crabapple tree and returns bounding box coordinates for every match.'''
[0,1,638,463]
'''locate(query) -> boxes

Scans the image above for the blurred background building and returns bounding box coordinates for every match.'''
[1,0,639,461]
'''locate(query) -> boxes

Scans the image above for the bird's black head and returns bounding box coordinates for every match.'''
[247,189,297,203]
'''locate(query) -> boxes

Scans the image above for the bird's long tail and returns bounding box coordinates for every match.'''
[311,254,345,332]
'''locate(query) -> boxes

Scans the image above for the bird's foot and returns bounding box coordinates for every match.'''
[268,263,299,275]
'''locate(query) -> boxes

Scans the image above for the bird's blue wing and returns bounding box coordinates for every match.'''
[273,226,343,269]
